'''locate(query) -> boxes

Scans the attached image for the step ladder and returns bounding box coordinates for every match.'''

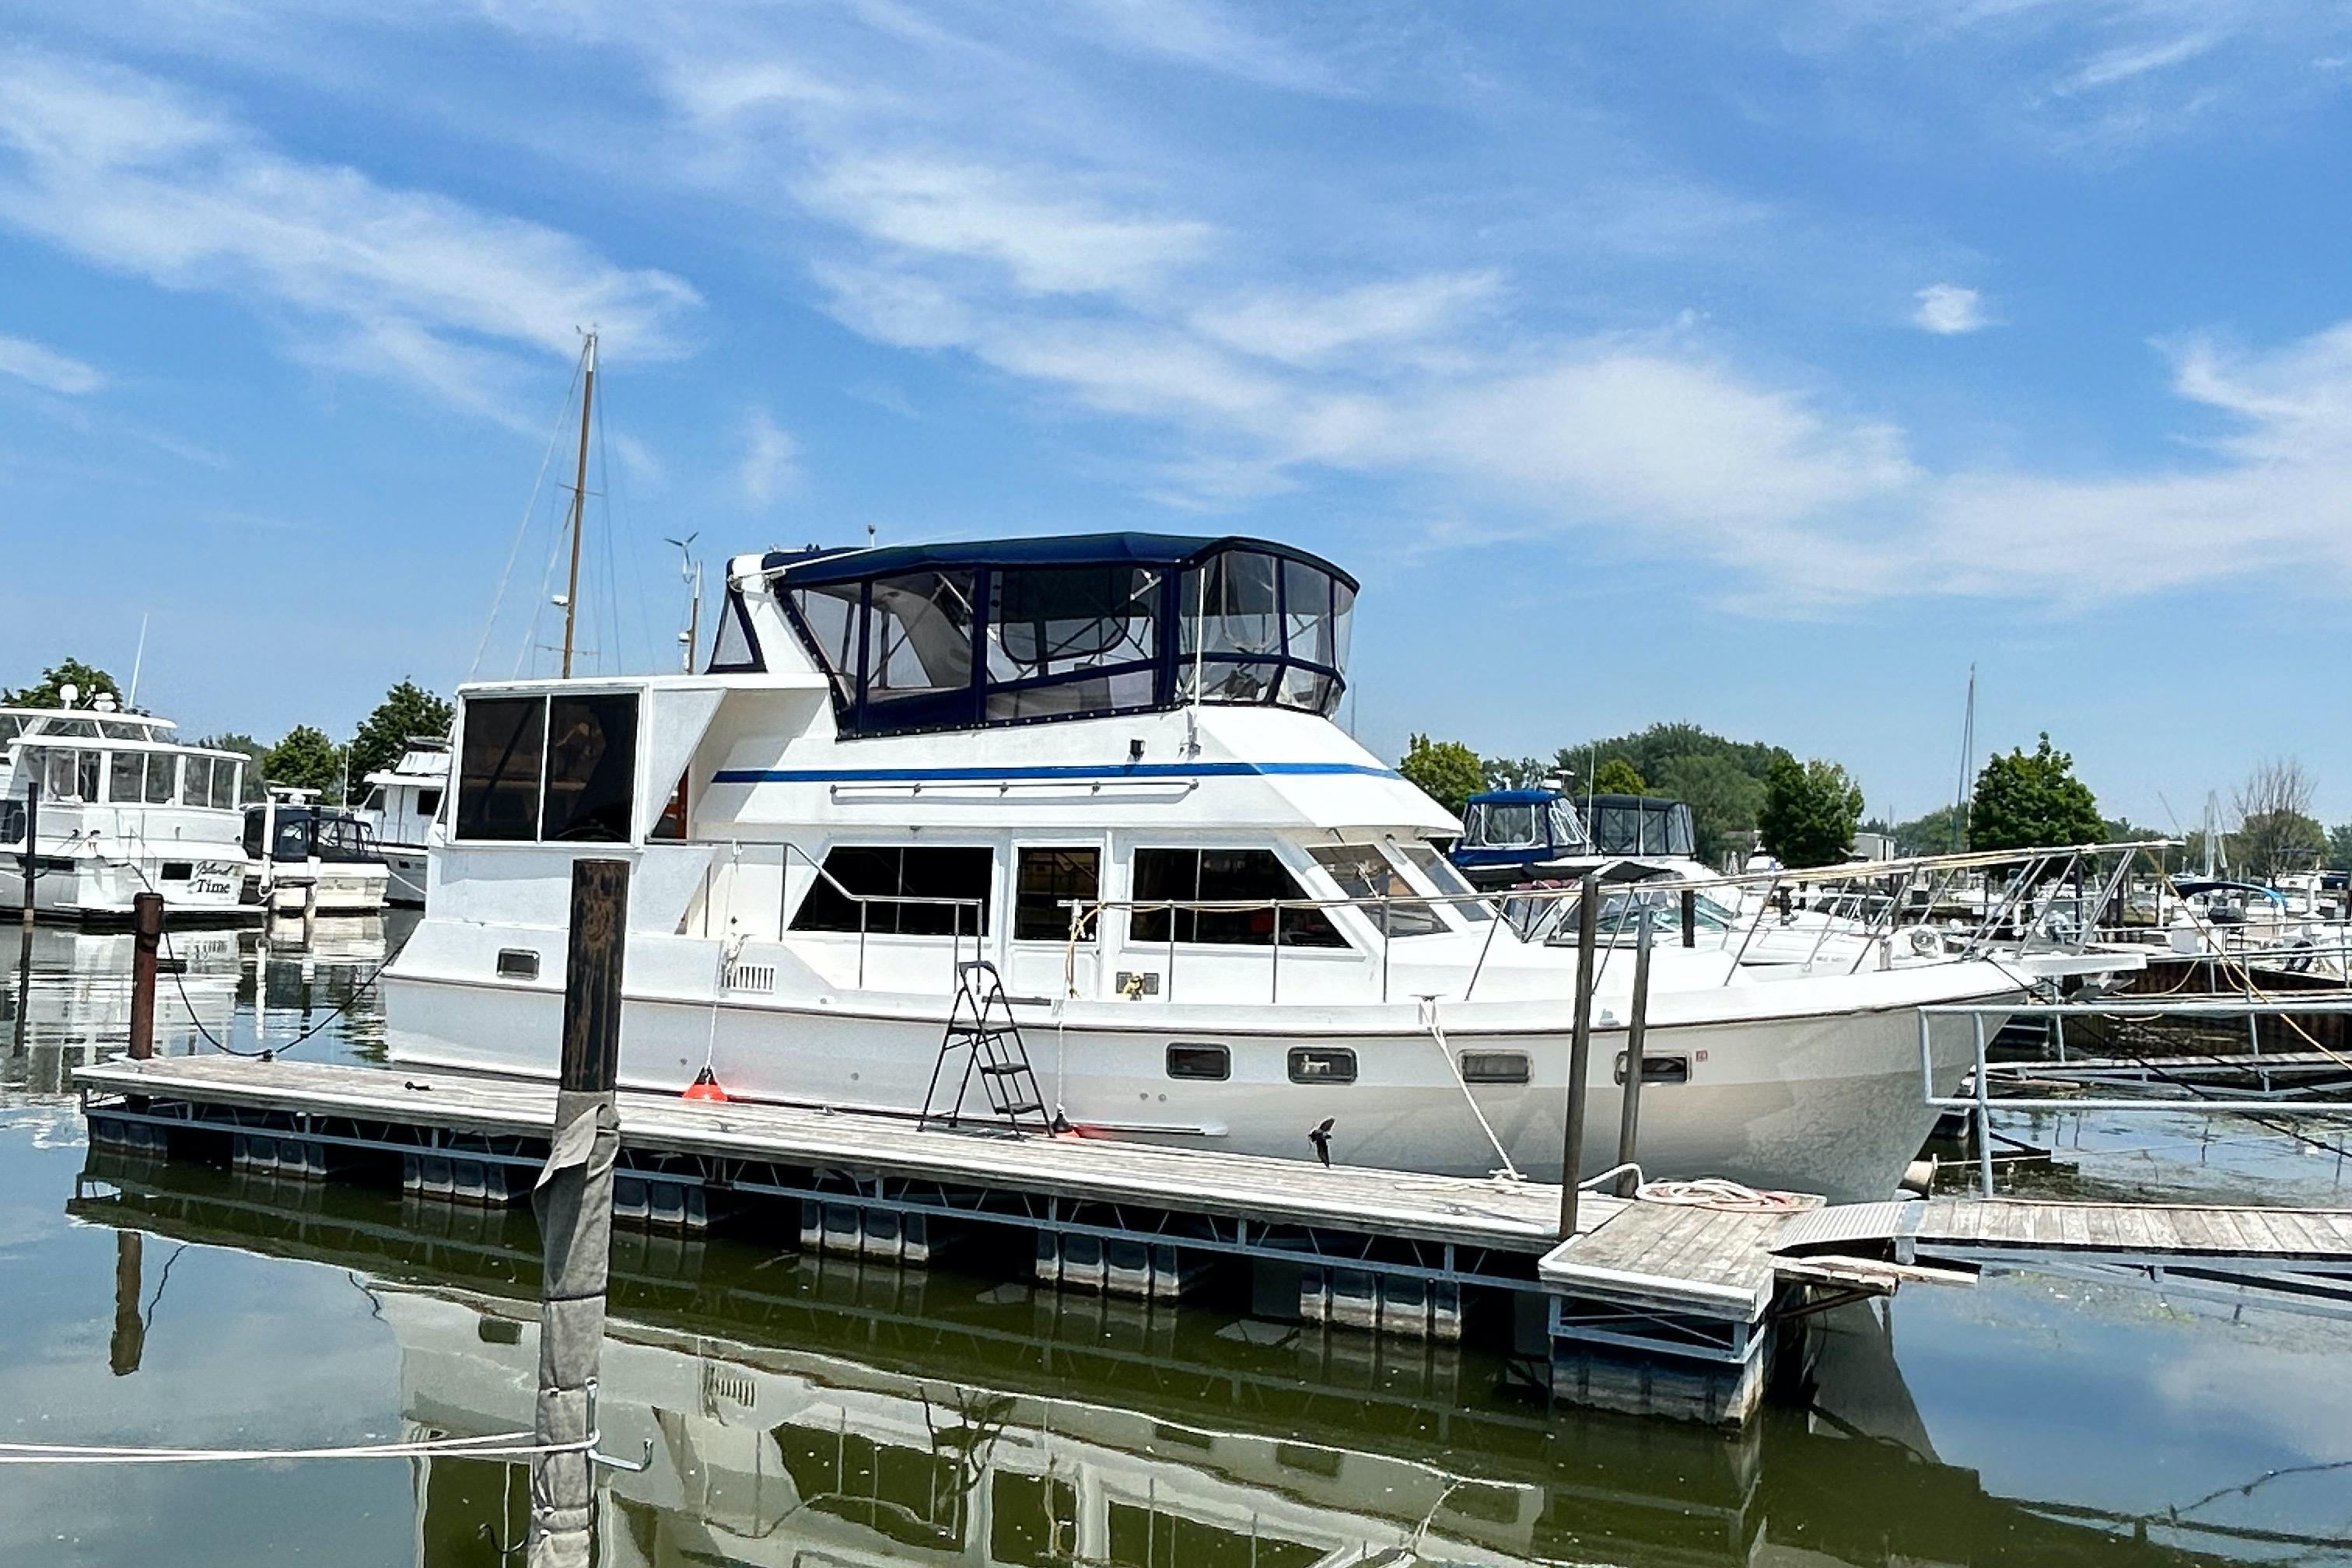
[922,961,1053,1135]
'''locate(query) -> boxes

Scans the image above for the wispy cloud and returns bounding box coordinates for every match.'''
[0,330,103,394]
[0,48,700,423]
[737,404,799,507]
[1913,283,1993,334]
[2068,32,2218,90]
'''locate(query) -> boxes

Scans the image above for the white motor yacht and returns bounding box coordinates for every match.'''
[357,738,449,907]
[0,692,251,922]
[385,532,2027,1202]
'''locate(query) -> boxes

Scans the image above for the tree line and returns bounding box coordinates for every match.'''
[4,660,452,807]
[1393,722,2237,872]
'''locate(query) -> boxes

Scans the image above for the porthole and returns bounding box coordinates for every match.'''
[1287,1047,1356,1085]
[1166,1043,1230,1080]
[495,948,541,981]
[1458,1050,1529,1084]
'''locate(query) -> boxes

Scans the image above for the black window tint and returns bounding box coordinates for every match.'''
[1287,1047,1356,1084]
[456,697,544,842]
[496,949,540,979]
[792,846,993,936]
[1166,1043,1229,1080]
[541,693,638,842]
[1130,848,1343,947]
[416,789,443,817]
[1014,848,1100,941]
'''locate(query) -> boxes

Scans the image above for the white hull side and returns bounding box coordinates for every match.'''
[0,852,249,922]
[384,968,1995,1202]
[381,846,429,908]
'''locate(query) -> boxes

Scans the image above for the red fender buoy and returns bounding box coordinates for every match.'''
[682,1066,728,1103]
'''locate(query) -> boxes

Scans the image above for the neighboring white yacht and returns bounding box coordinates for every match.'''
[356,737,449,907]
[385,533,2027,1202]
[0,691,251,922]
[242,787,392,915]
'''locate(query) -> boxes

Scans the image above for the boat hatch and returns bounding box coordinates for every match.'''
[761,533,1355,737]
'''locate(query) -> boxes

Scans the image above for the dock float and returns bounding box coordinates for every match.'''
[72,1055,2352,1426]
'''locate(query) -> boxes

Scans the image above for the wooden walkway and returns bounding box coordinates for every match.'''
[75,1055,1592,1252]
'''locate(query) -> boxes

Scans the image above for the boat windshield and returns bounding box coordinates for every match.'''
[1388,839,1493,922]
[768,535,1353,737]
[1510,884,1738,943]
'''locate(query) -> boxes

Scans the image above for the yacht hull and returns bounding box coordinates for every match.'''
[1,852,250,923]
[383,961,2003,1203]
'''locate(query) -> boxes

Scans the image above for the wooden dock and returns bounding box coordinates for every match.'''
[71,1054,2352,1427]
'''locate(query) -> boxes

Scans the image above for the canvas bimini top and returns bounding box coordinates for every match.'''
[760,533,1359,739]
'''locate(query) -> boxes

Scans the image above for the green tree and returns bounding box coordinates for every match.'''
[1757,752,1864,869]
[1590,757,1647,796]
[1892,803,1967,856]
[4,658,124,709]
[2328,823,2352,873]
[2230,758,2323,882]
[1969,733,2103,852]
[264,725,346,803]
[347,679,453,786]
[1398,733,1487,820]
[1646,753,1766,864]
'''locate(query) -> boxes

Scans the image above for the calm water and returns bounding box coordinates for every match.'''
[1,922,2349,1566]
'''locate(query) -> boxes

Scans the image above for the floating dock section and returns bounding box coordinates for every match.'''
[74,1055,2352,1426]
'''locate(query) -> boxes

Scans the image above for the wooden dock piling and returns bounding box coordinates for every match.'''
[128,891,163,1062]
[530,858,628,1568]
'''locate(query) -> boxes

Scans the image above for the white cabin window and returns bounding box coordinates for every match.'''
[793,846,993,936]
[109,751,141,804]
[1391,840,1492,922]
[145,752,177,804]
[1129,849,1343,948]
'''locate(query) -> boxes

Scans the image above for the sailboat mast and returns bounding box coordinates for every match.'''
[1951,663,1976,852]
[561,332,598,679]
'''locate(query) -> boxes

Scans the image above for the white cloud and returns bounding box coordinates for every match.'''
[0,48,700,421]
[799,154,1213,299]
[1191,271,1500,366]
[737,405,799,507]
[2070,32,2218,90]
[0,331,103,394]
[1913,283,1992,334]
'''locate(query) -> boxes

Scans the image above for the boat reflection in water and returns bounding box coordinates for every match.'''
[0,926,239,1094]
[69,1153,2288,1568]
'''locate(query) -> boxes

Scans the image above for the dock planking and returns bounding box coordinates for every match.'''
[75,1054,1594,1253]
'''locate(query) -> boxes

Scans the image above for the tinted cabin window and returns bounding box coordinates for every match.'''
[1307,844,1446,937]
[1129,849,1344,947]
[110,751,140,804]
[456,697,545,842]
[1014,848,1100,941]
[145,752,177,804]
[792,846,994,936]
[416,788,443,818]
[541,693,637,842]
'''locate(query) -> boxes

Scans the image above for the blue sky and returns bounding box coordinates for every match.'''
[5,2,2352,829]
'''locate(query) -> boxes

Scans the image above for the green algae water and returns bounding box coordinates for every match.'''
[2,919,2349,1565]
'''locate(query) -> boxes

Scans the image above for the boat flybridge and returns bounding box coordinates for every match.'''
[385,532,2036,1202]
[0,693,251,922]
[356,737,449,908]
